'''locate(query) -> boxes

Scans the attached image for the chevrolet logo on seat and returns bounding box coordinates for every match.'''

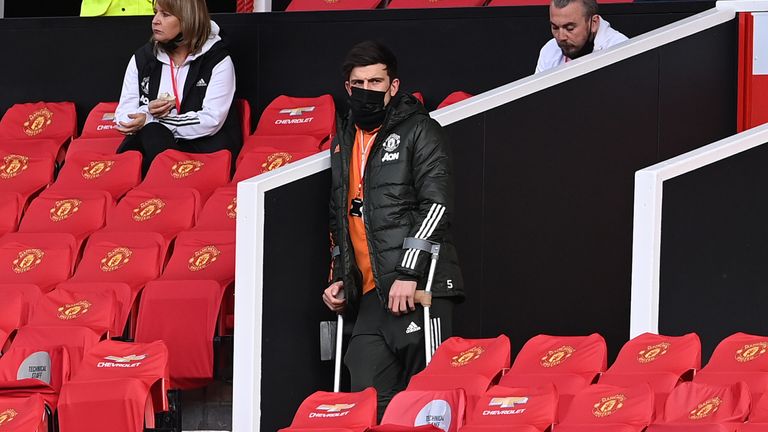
[279,106,315,116]
[316,403,355,412]
[104,354,147,363]
[489,397,529,408]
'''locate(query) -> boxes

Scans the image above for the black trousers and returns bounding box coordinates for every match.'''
[117,122,234,176]
[344,290,454,422]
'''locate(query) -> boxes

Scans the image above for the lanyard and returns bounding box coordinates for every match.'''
[168,58,183,113]
[356,129,378,197]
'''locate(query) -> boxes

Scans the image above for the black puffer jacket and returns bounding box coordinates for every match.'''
[330,93,464,316]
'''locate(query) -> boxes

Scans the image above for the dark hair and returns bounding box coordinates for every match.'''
[341,41,398,81]
[552,0,598,18]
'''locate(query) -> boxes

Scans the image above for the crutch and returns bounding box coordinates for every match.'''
[403,237,441,366]
[333,289,345,393]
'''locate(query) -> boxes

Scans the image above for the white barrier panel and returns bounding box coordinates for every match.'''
[629,122,768,337]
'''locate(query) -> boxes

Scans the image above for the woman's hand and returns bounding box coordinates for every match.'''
[148,98,174,118]
[116,113,147,135]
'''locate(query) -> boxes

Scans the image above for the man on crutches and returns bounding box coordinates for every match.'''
[322,40,464,421]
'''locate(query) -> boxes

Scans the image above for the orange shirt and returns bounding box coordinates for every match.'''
[348,127,379,294]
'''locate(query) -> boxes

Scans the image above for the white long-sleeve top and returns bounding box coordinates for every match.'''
[115,21,236,139]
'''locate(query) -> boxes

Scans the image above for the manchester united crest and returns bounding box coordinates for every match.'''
[593,394,626,418]
[0,408,18,427]
[689,397,721,420]
[451,346,485,367]
[50,199,82,222]
[0,154,29,179]
[57,300,92,320]
[22,107,53,136]
[540,345,576,368]
[735,342,768,363]
[226,197,237,219]
[82,160,115,179]
[188,245,221,271]
[638,342,671,364]
[132,198,165,222]
[261,152,292,173]
[171,160,204,179]
[100,247,132,272]
[12,249,44,273]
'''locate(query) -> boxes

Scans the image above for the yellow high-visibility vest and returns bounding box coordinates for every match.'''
[80,0,154,17]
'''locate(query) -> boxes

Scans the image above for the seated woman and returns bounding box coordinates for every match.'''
[114,0,241,175]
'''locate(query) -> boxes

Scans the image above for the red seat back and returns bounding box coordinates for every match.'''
[379,388,467,432]
[561,384,653,427]
[27,286,117,336]
[661,381,750,424]
[80,102,122,140]
[159,230,235,287]
[238,134,322,167]
[0,393,47,431]
[0,101,77,141]
[282,387,377,430]
[103,187,200,241]
[19,190,112,246]
[0,192,24,236]
[605,333,701,375]
[0,284,41,339]
[254,95,336,145]
[507,334,607,375]
[437,92,473,110]
[51,150,142,200]
[236,98,252,141]
[388,0,485,8]
[286,0,381,11]
[701,332,768,373]
[421,335,511,380]
[55,281,132,337]
[0,233,77,292]
[194,186,236,232]
[234,146,318,182]
[466,384,557,430]
[0,151,55,201]
[11,326,99,376]
[138,149,230,202]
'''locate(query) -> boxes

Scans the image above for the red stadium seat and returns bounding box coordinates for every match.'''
[0,393,48,431]
[419,336,511,381]
[135,279,226,389]
[499,334,607,420]
[58,340,170,432]
[19,190,112,249]
[194,185,236,232]
[54,281,132,337]
[79,102,122,140]
[554,383,653,432]
[0,345,71,407]
[159,230,235,287]
[279,387,377,432]
[27,285,118,337]
[237,98,253,141]
[437,92,473,110]
[599,332,701,419]
[371,388,467,432]
[238,134,322,167]
[0,150,55,202]
[459,384,557,432]
[647,381,750,432]
[137,149,231,202]
[253,95,336,146]
[102,187,200,243]
[10,325,101,376]
[234,146,318,182]
[0,192,24,236]
[50,150,142,200]
[738,392,768,431]
[694,332,768,403]
[0,233,77,292]
[286,0,381,11]
[0,284,41,348]
[67,137,124,156]
[0,101,77,160]
[388,0,485,8]
[408,374,494,416]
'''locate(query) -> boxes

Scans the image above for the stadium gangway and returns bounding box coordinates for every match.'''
[234,1,768,430]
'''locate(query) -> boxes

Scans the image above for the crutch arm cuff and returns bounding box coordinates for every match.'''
[402,237,441,255]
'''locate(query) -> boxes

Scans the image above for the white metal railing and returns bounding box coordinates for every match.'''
[629,122,768,337]
[232,2,768,430]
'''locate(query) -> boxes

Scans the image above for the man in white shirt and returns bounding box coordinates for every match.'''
[535,0,628,73]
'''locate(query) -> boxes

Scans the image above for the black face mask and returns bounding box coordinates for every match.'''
[159,32,184,53]
[349,86,388,132]
[567,19,596,60]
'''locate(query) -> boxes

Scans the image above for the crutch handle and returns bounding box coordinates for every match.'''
[414,290,432,307]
